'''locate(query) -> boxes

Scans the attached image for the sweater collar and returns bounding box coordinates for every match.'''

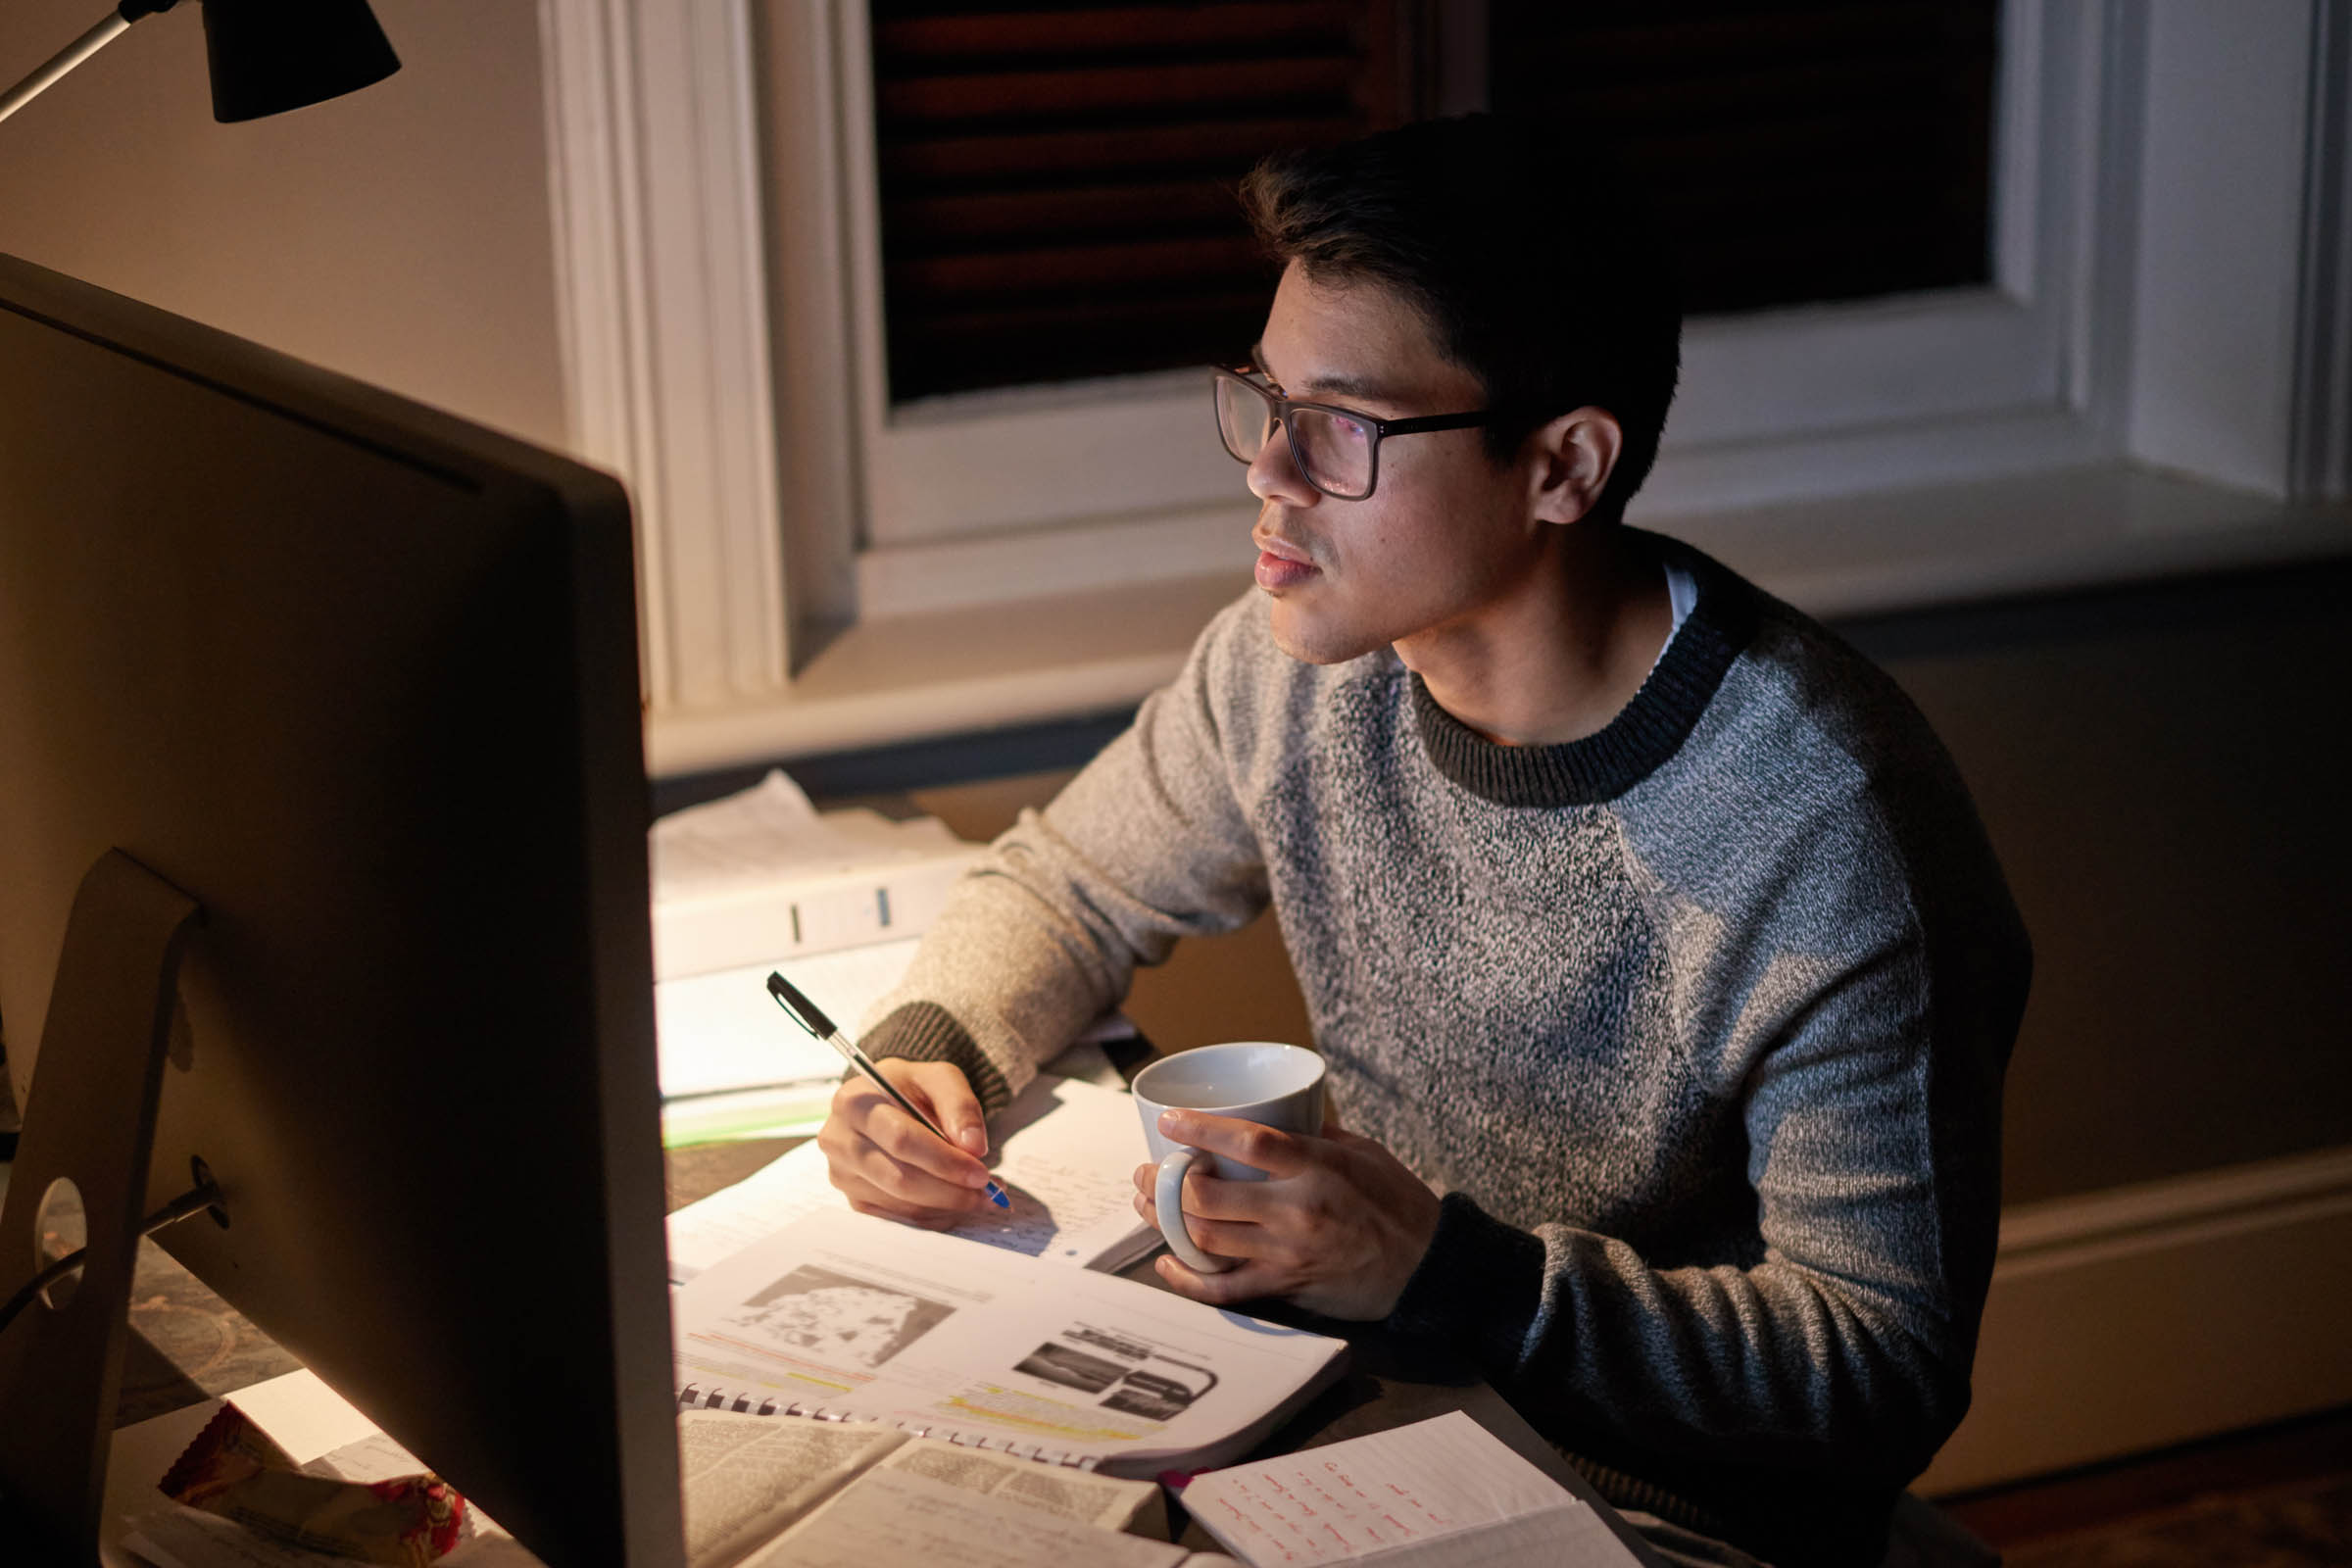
[1409,534,1757,808]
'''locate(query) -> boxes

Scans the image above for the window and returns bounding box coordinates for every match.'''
[864,2,2002,408]
[849,0,2034,604]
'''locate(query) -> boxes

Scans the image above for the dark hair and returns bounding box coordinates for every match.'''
[1239,115,1681,522]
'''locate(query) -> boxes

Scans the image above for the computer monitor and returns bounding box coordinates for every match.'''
[0,252,683,1567]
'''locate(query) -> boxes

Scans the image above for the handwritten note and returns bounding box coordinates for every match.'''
[1180,1412,1638,1567]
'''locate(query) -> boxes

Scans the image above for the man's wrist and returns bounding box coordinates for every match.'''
[861,1002,1011,1114]
[1385,1191,1548,1372]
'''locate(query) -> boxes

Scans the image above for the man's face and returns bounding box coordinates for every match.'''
[1247,260,1545,666]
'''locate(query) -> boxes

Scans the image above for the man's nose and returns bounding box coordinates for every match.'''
[1247,424,1316,506]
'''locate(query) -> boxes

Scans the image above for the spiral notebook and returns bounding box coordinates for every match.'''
[672,1207,1348,1479]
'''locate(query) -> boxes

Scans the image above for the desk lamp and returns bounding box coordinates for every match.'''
[0,0,398,127]
[0,4,397,1560]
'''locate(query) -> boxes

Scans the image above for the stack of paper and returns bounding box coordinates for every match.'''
[651,770,1133,1149]
[656,942,926,1147]
[651,770,983,984]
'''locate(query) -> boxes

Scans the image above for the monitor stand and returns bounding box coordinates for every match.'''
[0,851,202,1564]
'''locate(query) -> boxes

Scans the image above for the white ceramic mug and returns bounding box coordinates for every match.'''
[1132,1042,1326,1274]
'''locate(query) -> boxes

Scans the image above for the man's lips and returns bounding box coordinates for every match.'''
[1253,535,1317,591]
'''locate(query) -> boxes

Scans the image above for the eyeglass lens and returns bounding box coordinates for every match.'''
[1215,376,1376,499]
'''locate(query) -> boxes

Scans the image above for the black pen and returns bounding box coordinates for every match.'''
[765,970,1010,1209]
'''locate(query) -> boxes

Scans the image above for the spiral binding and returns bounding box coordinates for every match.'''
[674,1385,1098,1467]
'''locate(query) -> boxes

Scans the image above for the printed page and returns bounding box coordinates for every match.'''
[673,1207,1344,1475]
[666,1075,1157,1283]
[676,1408,907,1568]
[743,1467,1188,1568]
[665,1140,835,1282]
[1180,1412,1638,1567]
[874,1435,1162,1534]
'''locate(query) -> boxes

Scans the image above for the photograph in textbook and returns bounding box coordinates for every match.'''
[723,1265,956,1372]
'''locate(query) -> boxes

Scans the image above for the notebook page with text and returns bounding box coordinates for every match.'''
[1182,1411,1642,1566]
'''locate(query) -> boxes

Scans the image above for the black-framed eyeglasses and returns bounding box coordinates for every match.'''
[1211,367,1494,501]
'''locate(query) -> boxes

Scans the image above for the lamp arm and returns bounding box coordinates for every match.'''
[0,1,182,128]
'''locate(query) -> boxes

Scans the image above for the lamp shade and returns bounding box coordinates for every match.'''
[201,0,399,123]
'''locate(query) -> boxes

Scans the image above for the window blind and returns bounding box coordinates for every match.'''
[868,1,1414,403]
[1489,0,1998,316]
[864,1,1998,401]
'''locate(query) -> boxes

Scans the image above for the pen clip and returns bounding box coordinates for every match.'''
[765,970,838,1041]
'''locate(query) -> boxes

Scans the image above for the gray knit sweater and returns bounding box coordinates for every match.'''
[863,534,2031,1566]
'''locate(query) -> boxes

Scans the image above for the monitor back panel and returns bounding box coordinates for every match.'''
[0,254,680,1568]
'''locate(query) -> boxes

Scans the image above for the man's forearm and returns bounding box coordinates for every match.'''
[860,602,1276,1104]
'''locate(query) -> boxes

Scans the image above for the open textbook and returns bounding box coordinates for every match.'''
[673,1207,1348,1479]
[666,1072,1162,1284]
[674,1408,1175,1568]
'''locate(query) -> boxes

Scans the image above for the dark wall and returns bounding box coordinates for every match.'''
[1849,561,2352,1202]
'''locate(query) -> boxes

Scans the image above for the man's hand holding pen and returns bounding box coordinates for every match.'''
[815,1056,1003,1229]
[770,969,1009,1221]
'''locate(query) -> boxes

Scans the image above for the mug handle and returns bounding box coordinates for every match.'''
[1153,1147,1232,1274]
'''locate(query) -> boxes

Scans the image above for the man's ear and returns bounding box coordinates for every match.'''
[1528,407,1623,526]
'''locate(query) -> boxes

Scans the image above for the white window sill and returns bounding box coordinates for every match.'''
[641,462,2352,780]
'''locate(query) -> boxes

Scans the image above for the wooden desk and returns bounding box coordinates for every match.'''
[111,1136,1665,1565]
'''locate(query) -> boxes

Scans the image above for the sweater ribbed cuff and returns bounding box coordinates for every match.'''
[1386,1191,1550,1376]
[859,1001,1013,1115]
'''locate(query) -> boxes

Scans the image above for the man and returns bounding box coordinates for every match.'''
[814,116,2030,1567]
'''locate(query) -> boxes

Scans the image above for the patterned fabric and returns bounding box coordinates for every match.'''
[862,531,2031,1567]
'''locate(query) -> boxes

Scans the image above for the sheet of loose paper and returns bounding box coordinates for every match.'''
[665,1073,1155,1282]
[651,769,967,900]
[657,941,920,1101]
[1180,1411,1638,1567]
[657,943,1137,1104]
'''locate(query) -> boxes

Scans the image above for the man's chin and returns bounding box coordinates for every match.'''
[1265,598,1381,666]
